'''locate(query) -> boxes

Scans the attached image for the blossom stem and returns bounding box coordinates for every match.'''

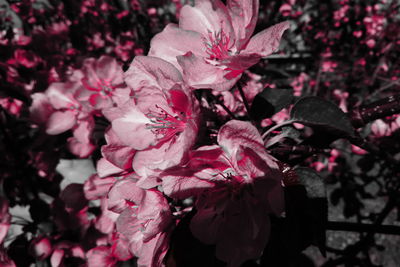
[210,93,237,119]
[236,82,252,119]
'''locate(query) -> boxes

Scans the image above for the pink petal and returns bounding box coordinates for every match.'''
[96,56,123,84]
[227,0,259,50]
[95,199,119,234]
[68,137,95,158]
[179,0,233,38]
[30,93,54,125]
[46,111,76,135]
[177,52,238,91]
[101,144,135,170]
[46,82,81,109]
[111,105,156,150]
[0,223,10,244]
[162,174,214,199]
[243,21,290,57]
[148,24,206,70]
[96,158,124,178]
[68,119,95,157]
[83,174,116,200]
[217,120,264,155]
[50,249,64,267]
[169,89,190,114]
[136,232,170,267]
[111,234,133,261]
[107,178,143,213]
[125,55,183,92]
[86,246,117,267]
[223,53,260,73]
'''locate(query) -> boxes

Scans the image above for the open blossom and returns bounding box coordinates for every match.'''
[149,0,290,91]
[108,178,174,267]
[104,56,199,180]
[74,56,129,110]
[29,56,128,157]
[162,120,284,266]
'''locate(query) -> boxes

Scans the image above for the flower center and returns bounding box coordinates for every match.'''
[204,30,231,62]
[81,78,115,96]
[145,105,186,144]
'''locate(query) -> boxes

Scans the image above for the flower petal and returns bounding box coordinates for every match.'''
[125,55,183,92]
[179,0,233,38]
[227,0,259,50]
[217,120,263,155]
[46,111,76,135]
[148,24,206,70]
[177,52,238,91]
[111,105,155,150]
[243,21,290,57]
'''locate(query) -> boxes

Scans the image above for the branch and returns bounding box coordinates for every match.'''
[326,221,400,235]
[350,94,400,128]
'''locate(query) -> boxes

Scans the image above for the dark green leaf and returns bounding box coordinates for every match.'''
[290,96,355,138]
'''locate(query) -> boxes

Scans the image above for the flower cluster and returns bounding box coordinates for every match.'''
[2,0,400,267]
[82,1,289,266]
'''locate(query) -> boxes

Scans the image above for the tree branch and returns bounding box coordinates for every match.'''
[350,94,400,128]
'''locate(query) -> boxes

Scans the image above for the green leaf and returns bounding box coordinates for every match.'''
[290,96,355,138]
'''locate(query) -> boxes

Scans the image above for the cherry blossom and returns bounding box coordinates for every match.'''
[108,178,174,267]
[149,0,290,91]
[104,56,199,181]
[162,120,284,266]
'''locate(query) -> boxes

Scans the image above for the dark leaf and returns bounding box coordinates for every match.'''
[295,167,326,199]
[250,88,293,120]
[290,96,355,138]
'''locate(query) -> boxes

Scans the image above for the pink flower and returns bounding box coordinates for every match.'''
[105,56,199,180]
[108,178,174,267]
[30,81,88,135]
[162,120,284,266]
[0,97,23,116]
[149,0,290,91]
[86,246,118,267]
[74,56,129,110]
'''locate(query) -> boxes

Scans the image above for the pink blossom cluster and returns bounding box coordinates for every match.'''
[24,1,291,266]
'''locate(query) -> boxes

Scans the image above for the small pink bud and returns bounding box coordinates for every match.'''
[366,39,376,48]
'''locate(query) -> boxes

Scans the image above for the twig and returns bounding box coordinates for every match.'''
[326,221,400,235]
[350,94,400,128]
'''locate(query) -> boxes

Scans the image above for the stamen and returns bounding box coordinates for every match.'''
[204,29,232,62]
[145,105,186,144]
